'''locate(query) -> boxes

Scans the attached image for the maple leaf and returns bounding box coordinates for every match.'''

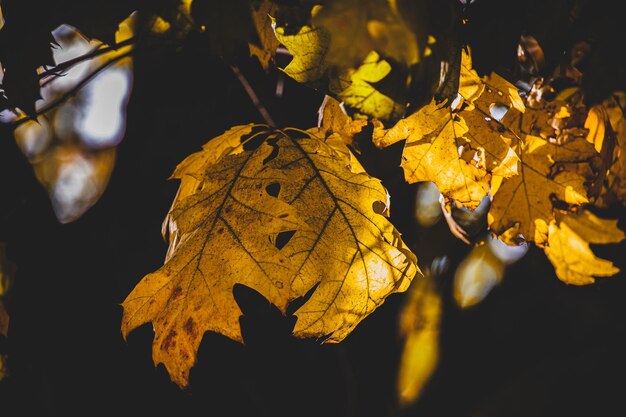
[273,19,330,86]
[312,0,419,70]
[329,50,408,122]
[311,95,367,158]
[489,135,598,242]
[371,50,523,208]
[544,210,625,285]
[373,100,489,208]
[273,5,411,122]
[249,0,280,71]
[122,125,419,387]
[317,95,367,146]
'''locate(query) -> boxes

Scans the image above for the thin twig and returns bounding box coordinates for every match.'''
[10,52,132,129]
[38,37,136,83]
[230,64,276,127]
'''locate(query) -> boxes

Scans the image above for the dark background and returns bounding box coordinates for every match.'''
[2,1,626,416]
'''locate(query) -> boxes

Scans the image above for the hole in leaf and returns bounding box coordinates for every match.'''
[274,230,296,250]
[262,137,280,164]
[489,103,509,121]
[372,200,388,215]
[286,282,319,316]
[241,128,270,151]
[265,182,281,197]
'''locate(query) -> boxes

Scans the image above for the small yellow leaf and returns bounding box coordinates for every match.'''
[330,51,407,122]
[458,49,484,104]
[273,22,330,85]
[397,274,441,406]
[317,95,367,147]
[545,210,624,285]
[249,0,280,71]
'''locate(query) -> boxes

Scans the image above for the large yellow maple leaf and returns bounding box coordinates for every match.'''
[122,125,418,387]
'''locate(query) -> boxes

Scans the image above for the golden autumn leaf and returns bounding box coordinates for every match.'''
[122,126,419,387]
[249,0,280,71]
[274,6,409,122]
[395,102,488,208]
[545,210,625,285]
[312,0,419,69]
[397,273,441,406]
[311,95,367,162]
[329,50,407,122]
[273,20,330,85]
[489,135,598,242]
[317,95,367,147]
[457,49,484,104]
[371,49,522,208]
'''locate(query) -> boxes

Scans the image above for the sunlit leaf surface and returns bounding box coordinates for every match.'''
[122,125,419,387]
[545,210,625,285]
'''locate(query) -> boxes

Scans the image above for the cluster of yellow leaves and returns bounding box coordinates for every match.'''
[373,51,521,209]
[374,49,625,286]
[273,0,422,122]
[122,123,419,387]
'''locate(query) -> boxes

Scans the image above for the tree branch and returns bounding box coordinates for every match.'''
[10,51,132,129]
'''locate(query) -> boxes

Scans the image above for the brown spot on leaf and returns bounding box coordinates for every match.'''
[161,329,177,351]
[172,287,183,299]
[184,318,197,338]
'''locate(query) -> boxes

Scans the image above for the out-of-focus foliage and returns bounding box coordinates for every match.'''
[414,182,442,227]
[249,0,280,71]
[273,0,438,123]
[595,92,626,205]
[4,16,134,223]
[122,125,418,387]
[453,236,527,308]
[396,271,441,407]
[0,242,14,338]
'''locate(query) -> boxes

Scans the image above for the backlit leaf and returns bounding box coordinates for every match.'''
[122,126,419,387]
[371,49,522,208]
[489,135,597,242]
[545,210,625,285]
[273,20,330,85]
[249,0,280,71]
[312,0,419,69]
[329,51,407,122]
